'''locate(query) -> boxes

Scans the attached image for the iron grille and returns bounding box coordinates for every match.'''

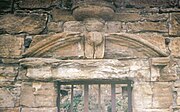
[56,80,132,112]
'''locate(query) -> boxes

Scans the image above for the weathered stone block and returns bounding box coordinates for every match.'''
[170,37,180,58]
[128,0,174,8]
[51,8,75,22]
[0,65,18,84]
[47,22,64,33]
[84,19,105,32]
[73,4,115,21]
[114,13,142,22]
[169,13,180,36]
[26,66,52,80]
[35,95,56,107]
[126,21,168,33]
[20,58,150,81]
[0,108,20,112]
[0,14,47,34]
[20,82,56,107]
[63,21,86,32]
[130,68,150,81]
[20,83,35,107]
[105,22,124,33]
[0,86,20,108]
[142,13,168,22]
[0,35,24,58]
[1,58,19,64]
[133,82,153,109]
[141,109,171,112]
[18,0,59,9]
[176,97,180,105]
[152,82,173,108]
[21,108,57,112]
[32,82,56,96]
[115,12,168,22]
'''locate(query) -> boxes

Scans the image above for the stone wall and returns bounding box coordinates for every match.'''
[0,0,180,112]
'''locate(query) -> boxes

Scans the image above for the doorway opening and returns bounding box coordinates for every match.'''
[56,80,133,112]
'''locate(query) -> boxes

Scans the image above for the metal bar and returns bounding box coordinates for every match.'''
[128,81,132,112]
[111,84,116,112]
[84,84,89,112]
[59,80,131,85]
[56,82,61,112]
[98,84,101,112]
[70,85,74,112]
[11,0,15,13]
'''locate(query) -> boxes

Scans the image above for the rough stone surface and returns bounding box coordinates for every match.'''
[73,5,115,21]
[0,65,18,85]
[169,13,180,36]
[23,32,84,58]
[137,33,168,54]
[150,57,178,82]
[29,35,50,47]
[21,108,57,112]
[51,8,75,22]
[18,0,59,9]
[152,82,173,108]
[47,22,64,33]
[63,21,86,32]
[0,14,47,34]
[0,108,20,112]
[105,22,124,33]
[0,35,24,58]
[114,13,142,22]
[84,19,105,32]
[114,13,168,22]
[126,21,168,33]
[20,58,150,81]
[105,33,168,59]
[0,86,21,108]
[170,37,180,58]
[127,0,174,8]
[20,82,56,107]
[133,82,153,111]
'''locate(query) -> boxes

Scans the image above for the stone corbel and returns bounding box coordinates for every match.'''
[85,32,105,59]
[150,57,178,81]
[151,57,170,67]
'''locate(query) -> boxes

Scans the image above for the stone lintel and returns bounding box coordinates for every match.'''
[19,58,150,82]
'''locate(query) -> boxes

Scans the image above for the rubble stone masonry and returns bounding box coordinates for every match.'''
[0,0,180,112]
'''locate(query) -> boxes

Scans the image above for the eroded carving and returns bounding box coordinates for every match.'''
[85,32,105,59]
[105,33,169,58]
[23,32,169,59]
[72,1,115,21]
[23,32,83,58]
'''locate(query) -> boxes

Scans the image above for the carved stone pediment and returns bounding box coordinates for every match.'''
[105,33,169,59]
[23,32,84,59]
[23,32,169,59]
